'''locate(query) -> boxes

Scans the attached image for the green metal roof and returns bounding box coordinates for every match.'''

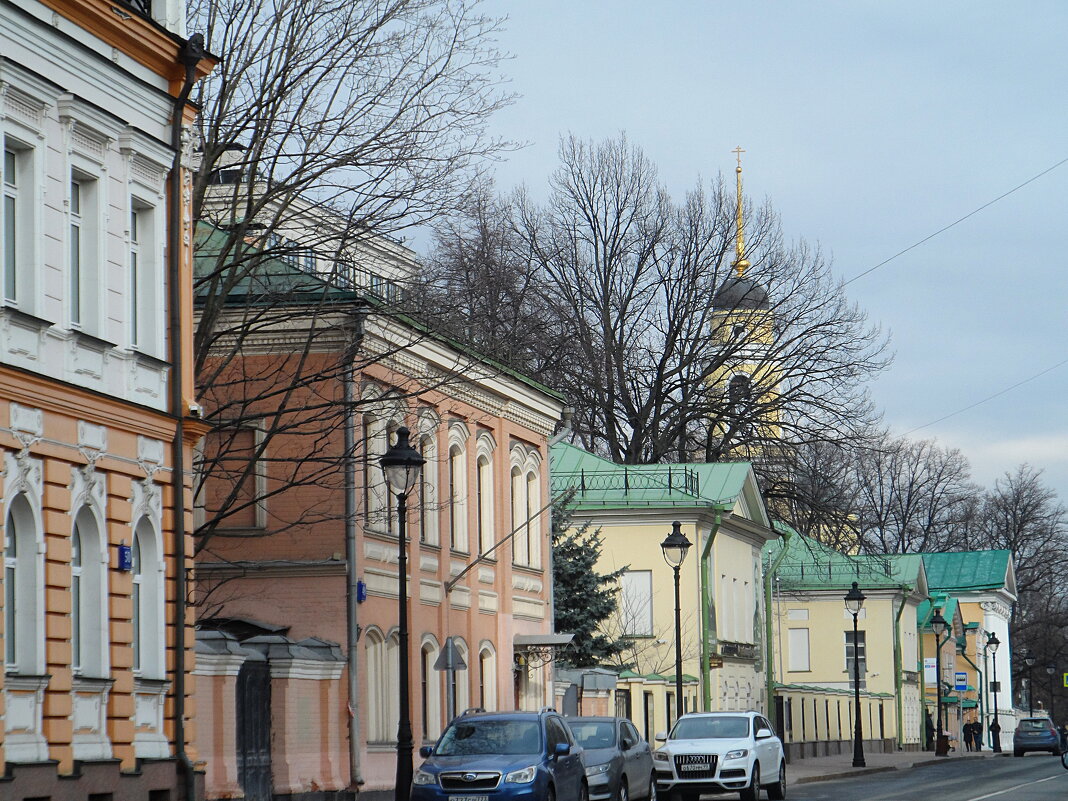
[921,551,1012,593]
[917,595,959,630]
[764,533,924,591]
[549,442,751,511]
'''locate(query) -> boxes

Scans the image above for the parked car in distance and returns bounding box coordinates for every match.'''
[412,709,588,801]
[566,716,656,801]
[1014,717,1062,756]
[652,711,785,801]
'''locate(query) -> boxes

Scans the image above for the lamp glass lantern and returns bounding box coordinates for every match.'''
[379,426,425,496]
[930,608,947,637]
[1047,663,1057,676]
[987,632,1000,653]
[1025,653,1037,668]
[844,582,866,615]
[660,521,692,568]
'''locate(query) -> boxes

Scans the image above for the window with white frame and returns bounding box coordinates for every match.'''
[129,206,142,348]
[2,143,23,304]
[418,432,439,546]
[509,447,543,568]
[448,440,468,553]
[451,638,470,714]
[788,628,810,672]
[362,415,389,530]
[386,631,400,738]
[478,643,497,711]
[420,636,441,740]
[365,629,388,741]
[131,518,163,678]
[4,494,44,674]
[845,630,866,690]
[68,172,98,328]
[476,437,494,555]
[620,570,654,636]
[525,467,541,568]
[71,507,107,677]
[510,466,527,565]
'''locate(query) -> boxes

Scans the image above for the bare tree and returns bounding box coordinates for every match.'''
[851,434,979,554]
[187,0,514,558]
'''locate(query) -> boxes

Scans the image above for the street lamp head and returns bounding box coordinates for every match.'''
[1047,663,1057,676]
[660,520,692,568]
[844,582,866,615]
[1025,653,1037,668]
[987,631,1000,653]
[379,426,425,496]
[930,608,947,637]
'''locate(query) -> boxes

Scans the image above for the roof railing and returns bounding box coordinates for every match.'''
[550,465,700,498]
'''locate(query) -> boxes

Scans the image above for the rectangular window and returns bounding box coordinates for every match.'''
[788,628,810,671]
[620,570,653,636]
[3,147,17,302]
[845,630,866,690]
[70,177,83,325]
[130,208,140,347]
[4,525,15,667]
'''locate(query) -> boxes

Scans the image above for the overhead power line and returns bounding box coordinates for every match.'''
[844,156,1068,286]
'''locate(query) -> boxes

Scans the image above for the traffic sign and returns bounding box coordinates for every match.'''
[954,672,967,691]
[1063,672,1068,688]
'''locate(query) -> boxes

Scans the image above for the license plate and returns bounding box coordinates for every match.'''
[450,796,488,801]
[680,764,709,772]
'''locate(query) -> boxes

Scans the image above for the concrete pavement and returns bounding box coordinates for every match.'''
[787,748,1005,784]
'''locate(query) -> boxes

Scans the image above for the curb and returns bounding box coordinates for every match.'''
[792,753,1003,785]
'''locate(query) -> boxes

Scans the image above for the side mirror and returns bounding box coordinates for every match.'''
[755,728,774,740]
[419,745,433,758]
[655,731,667,742]
[553,742,571,757]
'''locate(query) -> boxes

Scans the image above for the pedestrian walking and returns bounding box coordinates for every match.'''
[973,719,983,751]
[963,720,974,751]
[925,708,936,751]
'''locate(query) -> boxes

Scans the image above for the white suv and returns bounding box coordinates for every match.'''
[653,711,785,801]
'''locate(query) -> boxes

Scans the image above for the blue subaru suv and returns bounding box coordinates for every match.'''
[412,709,588,801]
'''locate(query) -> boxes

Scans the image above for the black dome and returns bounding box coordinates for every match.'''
[713,276,769,310]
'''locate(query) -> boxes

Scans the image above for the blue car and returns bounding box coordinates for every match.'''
[413,709,588,801]
[1014,717,1062,756]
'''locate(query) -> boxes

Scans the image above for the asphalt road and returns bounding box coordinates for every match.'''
[787,754,1068,801]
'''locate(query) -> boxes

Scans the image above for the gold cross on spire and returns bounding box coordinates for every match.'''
[732,147,749,277]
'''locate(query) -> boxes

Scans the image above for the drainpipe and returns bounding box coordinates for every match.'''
[344,312,366,789]
[169,33,207,801]
[699,505,731,710]
[763,527,794,727]
[892,586,910,749]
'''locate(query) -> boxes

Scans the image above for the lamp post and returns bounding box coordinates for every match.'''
[661,521,692,725]
[1023,649,1036,716]
[987,632,1001,753]
[930,608,949,756]
[844,582,866,767]
[1047,663,1057,722]
[380,427,425,801]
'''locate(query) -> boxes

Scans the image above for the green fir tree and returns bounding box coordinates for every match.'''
[552,494,630,668]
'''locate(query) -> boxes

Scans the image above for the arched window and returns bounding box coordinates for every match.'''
[477,455,493,554]
[364,629,388,741]
[132,517,163,678]
[448,444,468,553]
[478,643,497,712]
[4,494,44,674]
[510,466,527,566]
[418,433,439,546]
[451,638,470,715]
[420,636,442,740]
[526,467,541,569]
[386,631,400,740]
[510,446,543,569]
[71,506,107,677]
[728,374,752,408]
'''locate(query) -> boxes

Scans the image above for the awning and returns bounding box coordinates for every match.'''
[514,633,574,648]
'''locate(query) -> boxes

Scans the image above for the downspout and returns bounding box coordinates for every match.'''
[892,586,910,749]
[169,33,207,801]
[344,311,366,788]
[699,505,730,710]
[763,527,794,727]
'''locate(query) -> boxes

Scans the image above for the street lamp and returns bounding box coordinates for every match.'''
[661,521,692,724]
[380,426,425,801]
[930,608,949,756]
[844,582,866,768]
[987,632,1001,753]
[1047,663,1057,722]
[1023,649,1036,716]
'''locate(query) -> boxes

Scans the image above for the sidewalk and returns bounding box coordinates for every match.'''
[788,749,1004,784]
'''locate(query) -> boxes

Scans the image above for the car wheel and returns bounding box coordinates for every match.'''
[646,774,658,801]
[739,763,759,801]
[766,761,786,801]
[548,786,556,801]
[578,780,589,801]
[617,778,629,801]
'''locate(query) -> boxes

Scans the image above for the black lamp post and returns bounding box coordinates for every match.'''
[1023,649,1036,716]
[380,427,425,801]
[987,632,1001,752]
[1047,663,1057,722]
[844,582,866,767]
[661,521,692,724]
[930,608,949,756]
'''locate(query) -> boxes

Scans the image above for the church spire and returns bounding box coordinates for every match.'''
[732,146,749,278]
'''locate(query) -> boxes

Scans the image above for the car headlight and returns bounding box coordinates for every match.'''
[652,751,670,762]
[724,749,749,760]
[505,765,538,783]
[585,762,611,777]
[413,769,437,786]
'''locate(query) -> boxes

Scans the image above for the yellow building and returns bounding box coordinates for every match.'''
[550,442,778,741]
[765,533,930,756]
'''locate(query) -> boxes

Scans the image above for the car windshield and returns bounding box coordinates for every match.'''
[569,721,617,749]
[1019,719,1052,732]
[436,719,543,756]
[671,716,750,740]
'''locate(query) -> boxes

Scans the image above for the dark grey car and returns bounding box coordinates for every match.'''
[567,716,656,801]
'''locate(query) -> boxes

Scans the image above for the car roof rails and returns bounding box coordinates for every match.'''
[540,706,559,714]
[460,707,486,716]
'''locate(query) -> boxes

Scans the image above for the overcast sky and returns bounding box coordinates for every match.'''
[462,0,1068,500]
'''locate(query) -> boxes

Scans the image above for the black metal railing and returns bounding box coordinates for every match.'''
[120,0,153,16]
[551,465,700,498]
